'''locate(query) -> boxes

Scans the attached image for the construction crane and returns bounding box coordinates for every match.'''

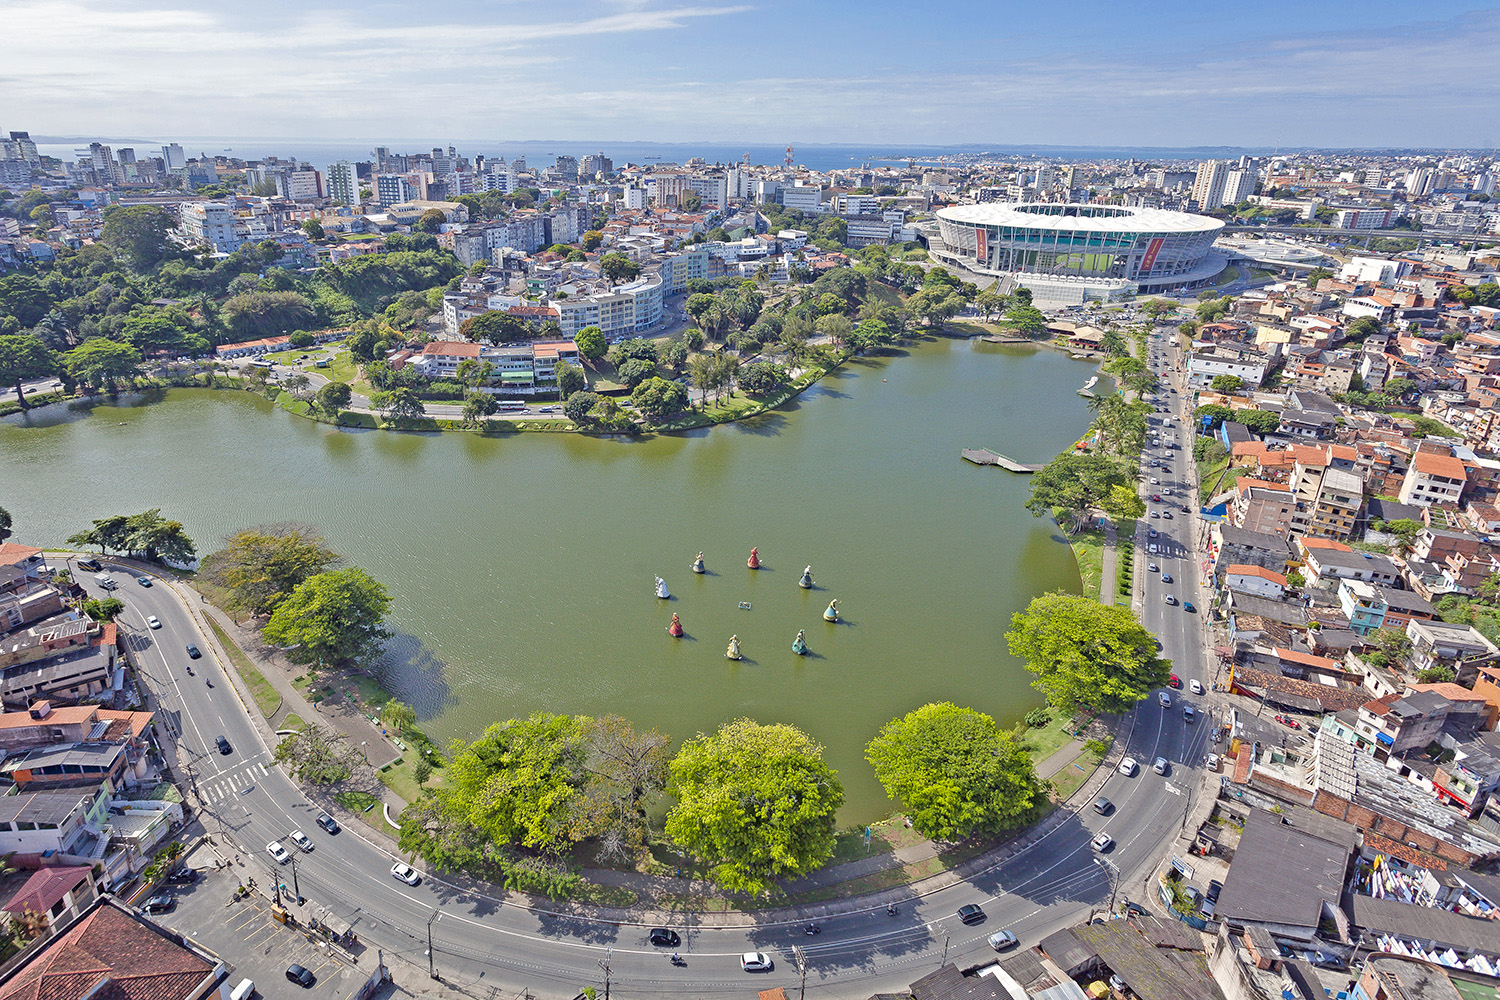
[785,145,794,168]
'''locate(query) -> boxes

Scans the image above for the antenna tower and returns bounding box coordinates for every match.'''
[785,145,794,168]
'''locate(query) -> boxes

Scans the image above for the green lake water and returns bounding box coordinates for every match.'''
[0,337,1096,821]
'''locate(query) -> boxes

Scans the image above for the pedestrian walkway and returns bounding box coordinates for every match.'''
[1099,521,1118,605]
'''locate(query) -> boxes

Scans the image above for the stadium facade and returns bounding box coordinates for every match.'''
[932,203,1225,304]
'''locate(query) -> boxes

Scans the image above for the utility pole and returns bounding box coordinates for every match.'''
[427,908,441,980]
[598,947,613,1000]
[939,922,950,966]
[793,945,808,1000]
[289,857,301,904]
[1096,857,1120,918]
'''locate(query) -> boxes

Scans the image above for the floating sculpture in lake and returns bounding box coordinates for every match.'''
[691,552,705,574]
[823,599,840,622]
[655,576,670,599]
[667,613,683,637]
[726,635,742,660]
[747,547,761,569]
[792,630,808,655]
[798,566,814,589]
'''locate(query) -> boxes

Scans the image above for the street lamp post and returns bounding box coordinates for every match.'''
[288,857,301,904]
[1095,857,1120,918]
[793,945,808,1000]
[939,922,950,966]
[598,947,613,1000]
[427,908,441,980]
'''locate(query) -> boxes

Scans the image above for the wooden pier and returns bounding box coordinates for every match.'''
[961,449,1043,473]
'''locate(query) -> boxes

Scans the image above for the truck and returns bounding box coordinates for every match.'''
[93,572,117,591]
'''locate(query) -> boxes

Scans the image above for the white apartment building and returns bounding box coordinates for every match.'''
[1341,256,1410,284]
[688,175,729,209]
[1191,160,1229,210]
[552,276,664,339]
[178,201,242,253]
[278,167,324,202]
[326,161,358,205]
[782,183,824,213]
[1187,351,1268,388]
[1335,208,1395,230]
[1399,450,1468,507]
[622,185,648,210]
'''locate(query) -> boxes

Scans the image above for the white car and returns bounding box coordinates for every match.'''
[741,952,773,972]
[146,615,162,629]
[1149,477,1160,485]
[391,862,421,885]
[1206,753,1221,771]
[1118,757,1139,777]
[290,830,313,852]
[1158,691,1173,707]
[1091,831,1114,852]
[267,841,290,864]
[1189,679,1205,695]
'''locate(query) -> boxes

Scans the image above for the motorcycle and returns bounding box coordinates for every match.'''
[804,923,820,936]
[887,903,897,916]
[670,954,685,967]
[205,678,213,687]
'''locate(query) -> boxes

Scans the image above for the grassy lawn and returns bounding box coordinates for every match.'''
[282,713,309,731]
[1064,525,1105,600]
[205,619,281,718]
[1198,455,1242,504]
[333,790,388,832]
[377,755,443,804]
[1212,265,1242,287]
[1050,758,1095,800]
[1018,710,1091,763]
[319,350,357,384]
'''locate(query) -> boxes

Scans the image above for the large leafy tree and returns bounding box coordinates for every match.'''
[1024,453,1134,526]
[261,567,391,669]
[101,205,174,271]
[371,387,425,421]
[64,339,142,393]
[564,390,598,423]
[315,381,352,414]
[629,376,687,423]
[573,325,606,362]
[0,506,11,544]
[459,310,530,344]
[67,514,130,556]
[665,719,843,894]
[0,333,56,410]
[461,391,499,427]
[123,509,197,565]
[1006,592,1172,714]
[199,524,340,618]
[223,290,315,340]
[274,724,365,784]
[0,274,55,328]
[866,702,1046,840]
[599,252,640,285]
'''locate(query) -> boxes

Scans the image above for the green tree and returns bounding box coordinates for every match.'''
[865,702,1046,840]
[1100,484,1146,523]
[301,219,325,241]
[315,381,352,414]
[198,524,340,618]
[1305,268,1332,289]
[574,325,606,362]
[413,209,447,233]
[580,230,604,252]
[1210,375,1245,393]
[1238,409,1281,434]
[564,390,599,423]
[665,719,843,894]
[28,205,53,229]
[0,274,56,328]
[599,252,640,285]
[630,376,688,423]
[0,333,56,410]
[371,387,425,421]
[382,700,417,734]
[261,567,392,669]
[555,360,585,399]
[461,391,499,427]
[1346,316,1383,340]
[616,357,656,389]
[1417,665,1456,684]
[223,290,316,340]
[67,514,130,556]
[123,509,196,565]
[1003,304,1048,338]
[0,506,11,543]
[121,312,193,357]
[64,338,142,393]
[739,361,788,395]
[274,725,364,784]
[101,205,174,271]
[1024,453,1134,526]
[1006,592,1172,714]
[81,597,125,622]
[459,310,530,344]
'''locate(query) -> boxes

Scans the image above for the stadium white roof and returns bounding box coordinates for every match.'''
[938,203,1223,235]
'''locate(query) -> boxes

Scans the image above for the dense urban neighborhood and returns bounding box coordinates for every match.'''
[6,123,1500,1000]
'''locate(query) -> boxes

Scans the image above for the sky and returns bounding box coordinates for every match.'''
[3,0,1499,149]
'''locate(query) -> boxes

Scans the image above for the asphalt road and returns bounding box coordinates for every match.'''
[73,327,1218,998]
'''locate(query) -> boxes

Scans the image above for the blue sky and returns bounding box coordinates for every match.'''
[3,0,1498,147]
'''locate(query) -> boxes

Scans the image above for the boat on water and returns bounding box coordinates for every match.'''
[667,613,683,637]
[1077,388,1096,399]
[791,630,808,655]
[654,576,670,599]
[725,635,742,660]
[1082,376,1099,390]
[747,547,761,569]
[823,599,840,622]
[798,566,814,589]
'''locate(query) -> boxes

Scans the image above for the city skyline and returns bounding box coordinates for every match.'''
[5,0,1500,147]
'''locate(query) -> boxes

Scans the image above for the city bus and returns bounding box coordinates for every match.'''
[496,400,527,412]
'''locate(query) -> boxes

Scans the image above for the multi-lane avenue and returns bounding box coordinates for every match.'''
[73,322,1219,998]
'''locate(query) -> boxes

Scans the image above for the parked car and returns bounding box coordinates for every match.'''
[988,931,1019,951]
[267,841,290,864]
[741,952,773,972]
[1206,879,1223,903]
[391,862,421,885]
[1122,901,1149,917]
[1092,832,1114,852]
[290,830,313,852]
[1118,757,1138,777]
[185,644,201,659]
[316,811,340,834]
[1189,679,1205,695]
[147,615,162,629]
[1182,885,1203,909]
[649,927,681,947]
[286,964,316,988]
[142,893,174,914]
[167,867,198,885]
[1206,753,1220,771]
[957,903,986,925]
[1158,691,1172,707]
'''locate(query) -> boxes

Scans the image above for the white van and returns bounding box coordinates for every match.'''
[229,979,255,1000]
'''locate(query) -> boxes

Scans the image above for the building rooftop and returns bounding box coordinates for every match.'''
[0,865,92,918]
[1214,808,1352,930]
[0,788,92,826]
[1071,919,1226,1000]
[938,202,1223,235]
[1349,894,1500,955]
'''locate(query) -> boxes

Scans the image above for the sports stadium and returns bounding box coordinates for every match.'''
[932,203,1225,303]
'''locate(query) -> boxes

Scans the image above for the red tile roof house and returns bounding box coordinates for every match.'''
[0,896,221,1000]
[0,866,95,938]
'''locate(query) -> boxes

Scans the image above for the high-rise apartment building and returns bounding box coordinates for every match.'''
[1191,160,1230,211]
[326,161,359,205]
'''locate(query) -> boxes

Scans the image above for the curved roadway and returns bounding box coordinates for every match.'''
[76,321,1215,998]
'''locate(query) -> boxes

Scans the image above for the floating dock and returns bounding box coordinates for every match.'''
[1077,389,1097,399]
[961,449,1043,473]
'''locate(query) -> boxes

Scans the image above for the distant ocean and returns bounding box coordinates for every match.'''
[34,136,1280,172]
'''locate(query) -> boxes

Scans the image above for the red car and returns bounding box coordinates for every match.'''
[1168,674,1181,689]
[1150,494,1162,502]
